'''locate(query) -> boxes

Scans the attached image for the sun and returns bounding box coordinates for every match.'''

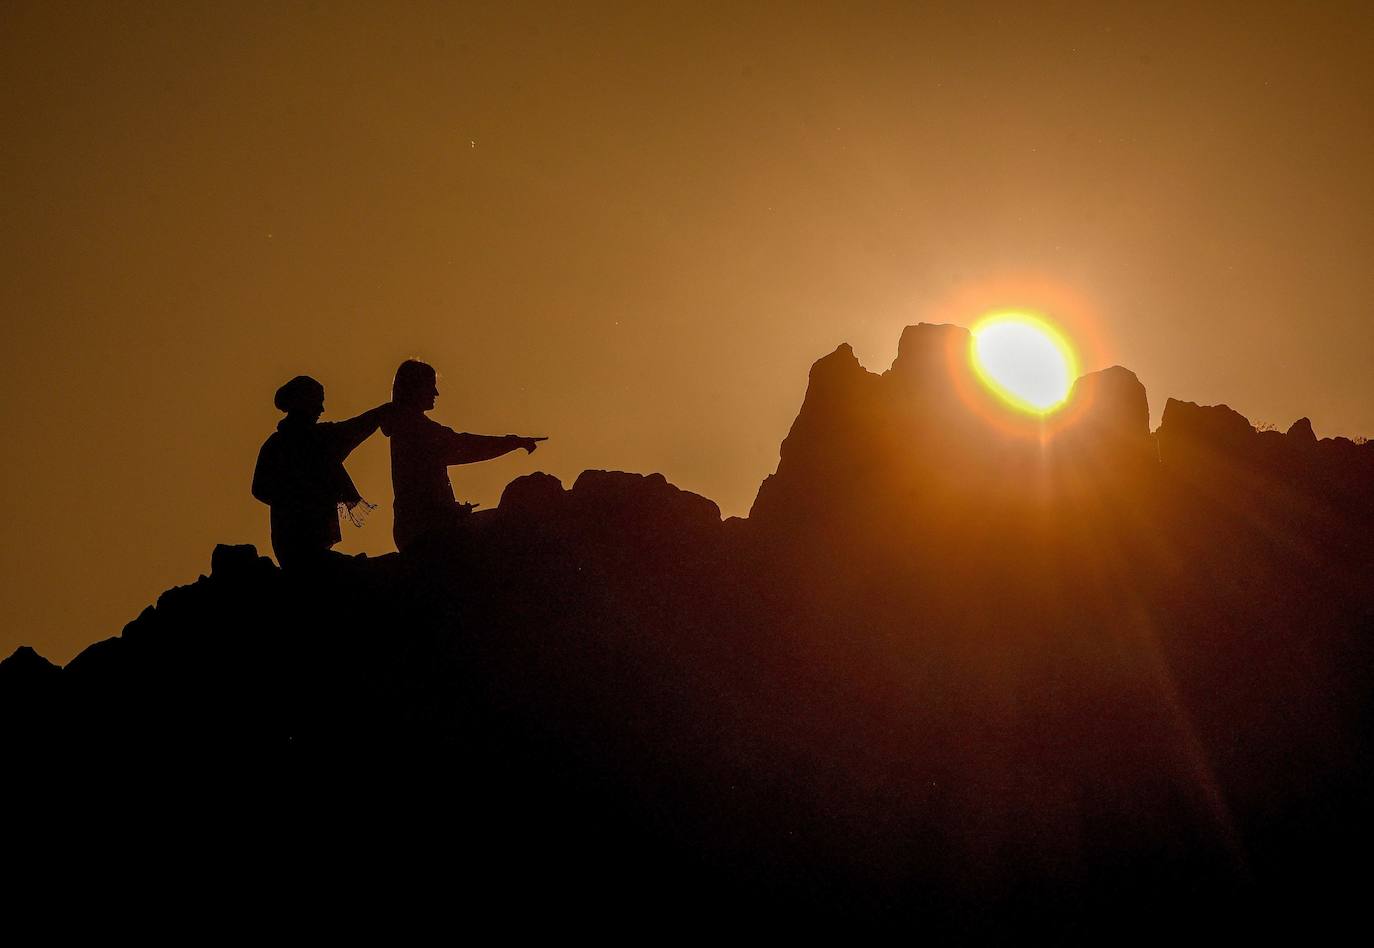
[970,312,1078,415]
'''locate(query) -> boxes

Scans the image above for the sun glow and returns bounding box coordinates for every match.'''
[971,313,1078,415]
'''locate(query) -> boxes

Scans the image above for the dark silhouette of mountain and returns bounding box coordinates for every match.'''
[6,323,1374,935]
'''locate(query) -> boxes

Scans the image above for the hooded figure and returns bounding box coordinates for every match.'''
[252,375,391,568]
[382,359,543,552]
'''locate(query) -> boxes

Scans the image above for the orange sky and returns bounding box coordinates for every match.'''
[4,2,1374,663]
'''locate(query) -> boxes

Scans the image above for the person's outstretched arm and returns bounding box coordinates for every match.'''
[431,423,543,466]
[326,403,393,460]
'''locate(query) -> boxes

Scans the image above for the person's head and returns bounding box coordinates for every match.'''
[393,359,438,412]
[274,375,325,420]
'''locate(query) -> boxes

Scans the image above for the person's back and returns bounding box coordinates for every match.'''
[252,376,390,568]
[254,417,347,565]
[384,360,543,552]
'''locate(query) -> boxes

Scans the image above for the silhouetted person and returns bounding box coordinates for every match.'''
[252,376,391,568]
[383,359,544,552]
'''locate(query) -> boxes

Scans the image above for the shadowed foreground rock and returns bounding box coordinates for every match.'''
[5,325,1374,935]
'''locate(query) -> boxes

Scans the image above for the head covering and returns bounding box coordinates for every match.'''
[274,375,325,414]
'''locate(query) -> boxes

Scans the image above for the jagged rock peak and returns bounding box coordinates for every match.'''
[808,342,868,384]
[1156,399,1260,467]
[888,323,971,379]
[1158,399,1256,442]
[1070,366,1150,439]
[1286,417,1317,444]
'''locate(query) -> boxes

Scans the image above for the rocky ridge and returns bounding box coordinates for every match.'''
[4,323,1373,934]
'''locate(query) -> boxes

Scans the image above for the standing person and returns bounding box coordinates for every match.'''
[251,375,391,568]
[383,359,544,552]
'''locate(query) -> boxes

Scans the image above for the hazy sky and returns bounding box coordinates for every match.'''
[4,1,1374,662]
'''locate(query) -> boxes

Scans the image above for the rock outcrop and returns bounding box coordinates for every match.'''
[6,323,1374,934]
[1287,415,1317,444]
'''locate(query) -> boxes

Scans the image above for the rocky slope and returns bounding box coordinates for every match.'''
[5,324,1373,934]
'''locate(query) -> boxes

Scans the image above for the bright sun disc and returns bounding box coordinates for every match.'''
[971,313,1078,415]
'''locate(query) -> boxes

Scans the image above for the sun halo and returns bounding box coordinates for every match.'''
[970,313,1078,415]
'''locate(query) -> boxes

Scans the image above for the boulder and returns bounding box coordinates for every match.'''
[570,469,721,530]
[211,543,275,581]
[1286,416,1317,445]
[1070,366,1150,442]
[499,471,568,517]
[1156,398,1257,466]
